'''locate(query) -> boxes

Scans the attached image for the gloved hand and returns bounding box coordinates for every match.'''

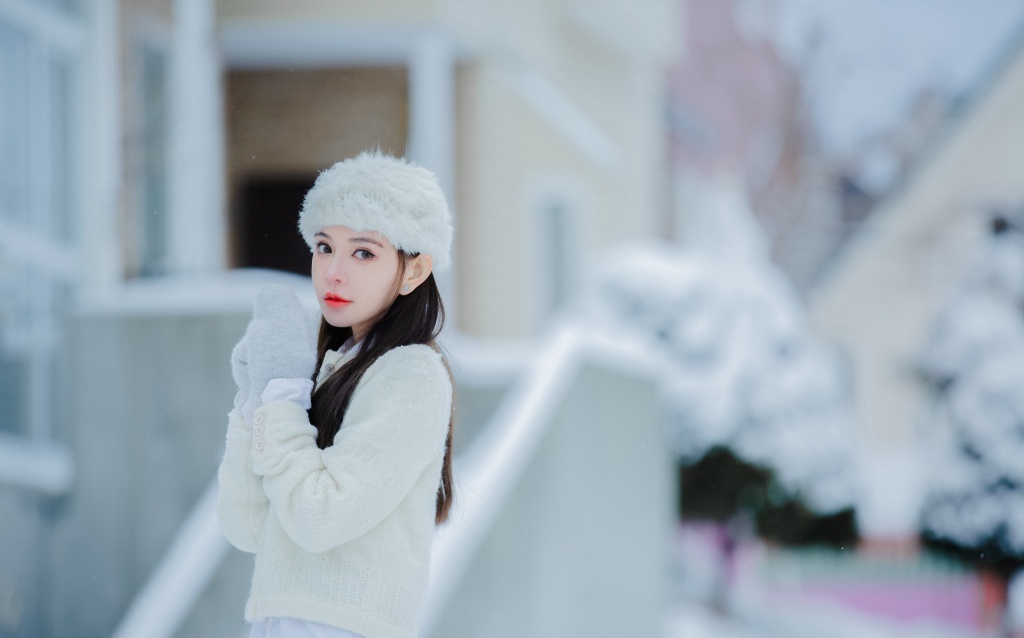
[246,284,318,407]
[230,329,254,422]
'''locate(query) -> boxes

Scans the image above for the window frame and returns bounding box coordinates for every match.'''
[0,0,83,494]
[123,11,172,279]
[526,176,592,330]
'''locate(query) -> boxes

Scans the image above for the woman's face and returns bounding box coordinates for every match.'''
[311,225,401,341]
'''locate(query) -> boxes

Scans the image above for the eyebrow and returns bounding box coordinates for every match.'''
[314,231,384,249]
[349,236,384,248]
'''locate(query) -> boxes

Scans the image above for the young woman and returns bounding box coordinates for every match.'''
[217,151,455,638]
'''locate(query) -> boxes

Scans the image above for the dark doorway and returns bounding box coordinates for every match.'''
[235,176,316,275]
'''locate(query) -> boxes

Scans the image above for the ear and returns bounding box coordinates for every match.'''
[400,254,434,295]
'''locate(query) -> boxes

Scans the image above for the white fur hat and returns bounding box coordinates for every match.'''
[298,151,453,272]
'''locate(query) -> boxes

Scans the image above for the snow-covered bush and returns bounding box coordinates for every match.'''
[583,241,857,516]
[919,212,1024,566]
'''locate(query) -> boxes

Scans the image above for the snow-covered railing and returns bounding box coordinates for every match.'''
[110,479,230,638]
[419,320,661,634]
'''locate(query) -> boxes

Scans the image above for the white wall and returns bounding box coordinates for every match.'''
[428,361,675,637]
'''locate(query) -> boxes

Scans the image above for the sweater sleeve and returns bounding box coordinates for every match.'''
[250,345,452,554]
[216,408,270,553]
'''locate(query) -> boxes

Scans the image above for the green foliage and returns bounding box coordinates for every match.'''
[921,531,1024,580]
[678,446,858,547]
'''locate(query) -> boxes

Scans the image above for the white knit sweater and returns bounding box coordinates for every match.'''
[217,344,452,638]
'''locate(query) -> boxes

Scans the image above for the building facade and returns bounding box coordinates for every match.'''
[808,37,1024,541]
[0,0,680,635]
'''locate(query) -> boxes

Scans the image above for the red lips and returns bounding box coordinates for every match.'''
[324,293,351,307]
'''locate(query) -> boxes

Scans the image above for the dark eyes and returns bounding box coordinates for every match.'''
[315,242,374,260]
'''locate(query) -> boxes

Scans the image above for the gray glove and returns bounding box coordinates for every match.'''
[230,329,253,422]
[246,284,317,407]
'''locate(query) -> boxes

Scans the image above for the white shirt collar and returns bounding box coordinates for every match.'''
[317,339,361,387]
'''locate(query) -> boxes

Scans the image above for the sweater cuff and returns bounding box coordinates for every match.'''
[250,400,318,471]
[227,407,252,434]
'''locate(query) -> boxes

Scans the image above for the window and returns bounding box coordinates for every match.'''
[0,2,80,440]
[0,263,33,436]
[528,179,590,326]
[125,27,171,278]
[541,199,572,314]
[0,21,32,230]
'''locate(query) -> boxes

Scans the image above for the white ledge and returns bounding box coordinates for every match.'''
[0,434,75,495]
[76,269,316,317]
[111,479,228,638]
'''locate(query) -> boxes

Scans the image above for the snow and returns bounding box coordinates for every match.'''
[667,602,777,638]
[771,0,1024,189]
[919,218,1024,554]
[583,187,857,513]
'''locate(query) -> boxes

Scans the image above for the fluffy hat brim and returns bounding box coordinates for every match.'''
[298,151,453,272]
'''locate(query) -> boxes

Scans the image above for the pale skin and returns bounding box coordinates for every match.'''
[311,225,433,342]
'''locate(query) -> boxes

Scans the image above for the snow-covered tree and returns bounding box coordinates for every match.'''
[584,185,857,520]
[920,212,1024,567]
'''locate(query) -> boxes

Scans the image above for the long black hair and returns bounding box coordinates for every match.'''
[308,255,455,524]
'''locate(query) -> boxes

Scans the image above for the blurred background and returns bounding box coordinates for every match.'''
[3,0,1024,636]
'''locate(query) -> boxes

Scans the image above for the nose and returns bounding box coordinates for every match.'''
[324,254,347,284]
